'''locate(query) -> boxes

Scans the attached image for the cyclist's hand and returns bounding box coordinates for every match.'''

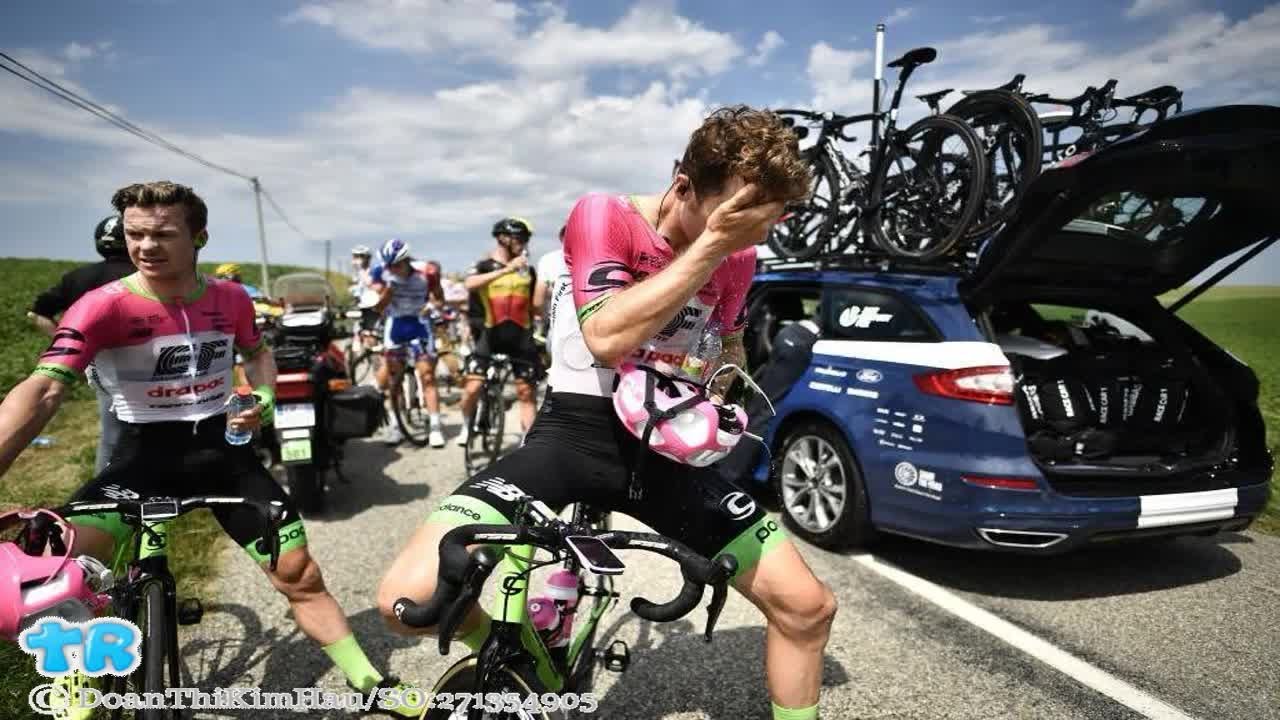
[505,255,529,273]
[701,183,786,255]
[228,403,264,433]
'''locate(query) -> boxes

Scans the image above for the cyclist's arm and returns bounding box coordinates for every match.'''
[463,260,516,291]
[0,374,67,478]
[27,312,57,337]
[708,248,754,399]
[242,347,277,391]
[711,333,746,398]
[532,278,548,322]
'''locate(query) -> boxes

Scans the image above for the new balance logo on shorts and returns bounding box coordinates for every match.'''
[474,477,528,503]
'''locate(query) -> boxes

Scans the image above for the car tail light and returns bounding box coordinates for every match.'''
[328,378,351,392]
[914,366,1014,405]
[962,475,1040,491]
[276,372,313,401]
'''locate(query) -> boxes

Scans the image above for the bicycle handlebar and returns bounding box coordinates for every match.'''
[393,522,738,654]
[57,496,287,571]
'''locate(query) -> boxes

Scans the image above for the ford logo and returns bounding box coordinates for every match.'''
[856,369,883,384]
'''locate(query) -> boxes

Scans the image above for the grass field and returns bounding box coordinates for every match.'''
[0,258,342,718]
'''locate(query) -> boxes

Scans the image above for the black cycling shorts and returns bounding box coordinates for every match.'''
[427,392,785,579]
[67,415,307,563]
[466,323,543,383]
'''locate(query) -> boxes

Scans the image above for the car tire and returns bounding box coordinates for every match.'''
[773,420,876,550]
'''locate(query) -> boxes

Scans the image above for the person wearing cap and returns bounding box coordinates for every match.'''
[27,214,136,473]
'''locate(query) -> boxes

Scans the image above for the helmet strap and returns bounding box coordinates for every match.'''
[626,364,713,500]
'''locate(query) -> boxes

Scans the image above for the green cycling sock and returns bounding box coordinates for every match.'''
[772,701,818,720]
[460,613,493,652]
[322,634,382,692]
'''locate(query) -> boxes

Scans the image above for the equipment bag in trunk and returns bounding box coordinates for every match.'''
[328,385,383,439]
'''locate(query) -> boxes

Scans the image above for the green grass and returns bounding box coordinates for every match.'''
[0,258,340,718]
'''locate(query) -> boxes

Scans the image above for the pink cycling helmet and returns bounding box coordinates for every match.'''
[0,509,108,641]
[612,362,749,467]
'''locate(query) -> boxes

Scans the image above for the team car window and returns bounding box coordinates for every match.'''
[822,286,936,342]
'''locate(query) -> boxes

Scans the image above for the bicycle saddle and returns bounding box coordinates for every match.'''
[887,47,936,69]
[1124,85,1180,104]
[962,73,1026,95]
[916,88,953,105]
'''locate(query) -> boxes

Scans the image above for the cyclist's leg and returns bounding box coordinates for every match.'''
[510,335,543,432]
[411,322,440,417]
[65,423,158,566]
[378,421,611,638]
[624,462,835,718]
[211,440,412,699]
[458,331,490,424]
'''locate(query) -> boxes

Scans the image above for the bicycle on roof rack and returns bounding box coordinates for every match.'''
[768,32,988,264]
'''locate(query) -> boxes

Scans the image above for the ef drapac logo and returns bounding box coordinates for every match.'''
[18,618,142,677]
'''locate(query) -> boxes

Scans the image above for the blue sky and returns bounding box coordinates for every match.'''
[1,0,1277,285]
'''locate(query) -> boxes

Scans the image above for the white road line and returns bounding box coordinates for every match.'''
[853,553,1198,720]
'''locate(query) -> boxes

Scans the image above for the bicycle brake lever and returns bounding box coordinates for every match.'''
[437,547,501,655]
[703,554,739,643]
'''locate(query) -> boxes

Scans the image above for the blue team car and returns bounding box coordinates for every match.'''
[739,106,1276,553]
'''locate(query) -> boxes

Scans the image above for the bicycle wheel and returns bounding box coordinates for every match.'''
[421,656,567,720]
[464,388,499,475]
[865,114,987,261]
[766,149,842,260]
[481,378,507,456]
[349,349,377,387]
[945,90,1042,235]
[135,582,180,720]
[395,365,431,446]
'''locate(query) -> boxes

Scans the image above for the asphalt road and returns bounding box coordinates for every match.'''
[179,415,1280,720]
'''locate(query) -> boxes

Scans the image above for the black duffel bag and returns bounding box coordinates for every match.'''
[328,385,384,439]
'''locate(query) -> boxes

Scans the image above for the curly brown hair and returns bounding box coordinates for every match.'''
[679,105,811,204]
[111,181,208,234]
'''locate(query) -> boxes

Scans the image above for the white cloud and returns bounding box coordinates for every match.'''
[63,42,96,62]
[513,4,741,79]
[885,7,915,24]
[287,0,740,80]
[1126,0,1192,19]
[747,30,784,67]
[806,42,873,113]
[284,0,522,56]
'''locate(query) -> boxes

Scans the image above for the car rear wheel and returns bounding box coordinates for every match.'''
[774,421,875,549]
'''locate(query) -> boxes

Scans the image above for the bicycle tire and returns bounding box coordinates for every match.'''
[349,350,377,387]
[135,582,176,720]
[766,148,842,260]
[865,114,988,261]
[395,366,431,447]
[422,656,567,720]
[945,90,1043,236]
[464,389,495,475]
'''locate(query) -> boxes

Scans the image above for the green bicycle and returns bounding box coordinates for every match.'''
[393,499,737,720]
[45,495,284,720]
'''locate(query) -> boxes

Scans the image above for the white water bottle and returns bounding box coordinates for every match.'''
[516,249,531,279]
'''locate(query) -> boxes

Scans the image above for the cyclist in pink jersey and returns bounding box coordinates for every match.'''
[380,107,835,720]
[0,181,420,713]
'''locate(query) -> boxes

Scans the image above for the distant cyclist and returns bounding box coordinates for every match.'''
[533,224,569,353]
[214,262,262,299]
[0,181,419,716]
[457,217,541,445]
[370,239,445,447]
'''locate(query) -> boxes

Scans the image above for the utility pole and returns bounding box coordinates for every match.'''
[251,177,271,294]
[324,236,331,286]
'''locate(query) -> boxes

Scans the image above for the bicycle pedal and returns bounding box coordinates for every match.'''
[177,598,204,625]
[602,640,630,672]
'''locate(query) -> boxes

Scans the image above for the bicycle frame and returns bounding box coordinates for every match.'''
[468,510,618,698]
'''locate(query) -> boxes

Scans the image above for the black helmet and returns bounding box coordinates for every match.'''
[492,217,533,238]
[94,214,126,258]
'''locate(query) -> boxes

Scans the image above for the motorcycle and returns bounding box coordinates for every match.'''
[269,274,383,514]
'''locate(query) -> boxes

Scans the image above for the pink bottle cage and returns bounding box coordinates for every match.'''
[0,509,107,641]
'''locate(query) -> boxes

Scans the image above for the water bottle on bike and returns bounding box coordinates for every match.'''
[225,386,258,446]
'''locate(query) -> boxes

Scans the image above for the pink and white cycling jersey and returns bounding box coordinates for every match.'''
[546,193,753,396]
[35,274,266,423]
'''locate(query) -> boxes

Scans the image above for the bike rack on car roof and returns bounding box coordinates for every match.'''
[755,247,978,277]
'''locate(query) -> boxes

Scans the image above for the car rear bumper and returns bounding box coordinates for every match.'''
[882,476,1270,554]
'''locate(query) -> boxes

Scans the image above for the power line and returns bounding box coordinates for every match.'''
[0,51,254,181]
[258,186,310,240]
